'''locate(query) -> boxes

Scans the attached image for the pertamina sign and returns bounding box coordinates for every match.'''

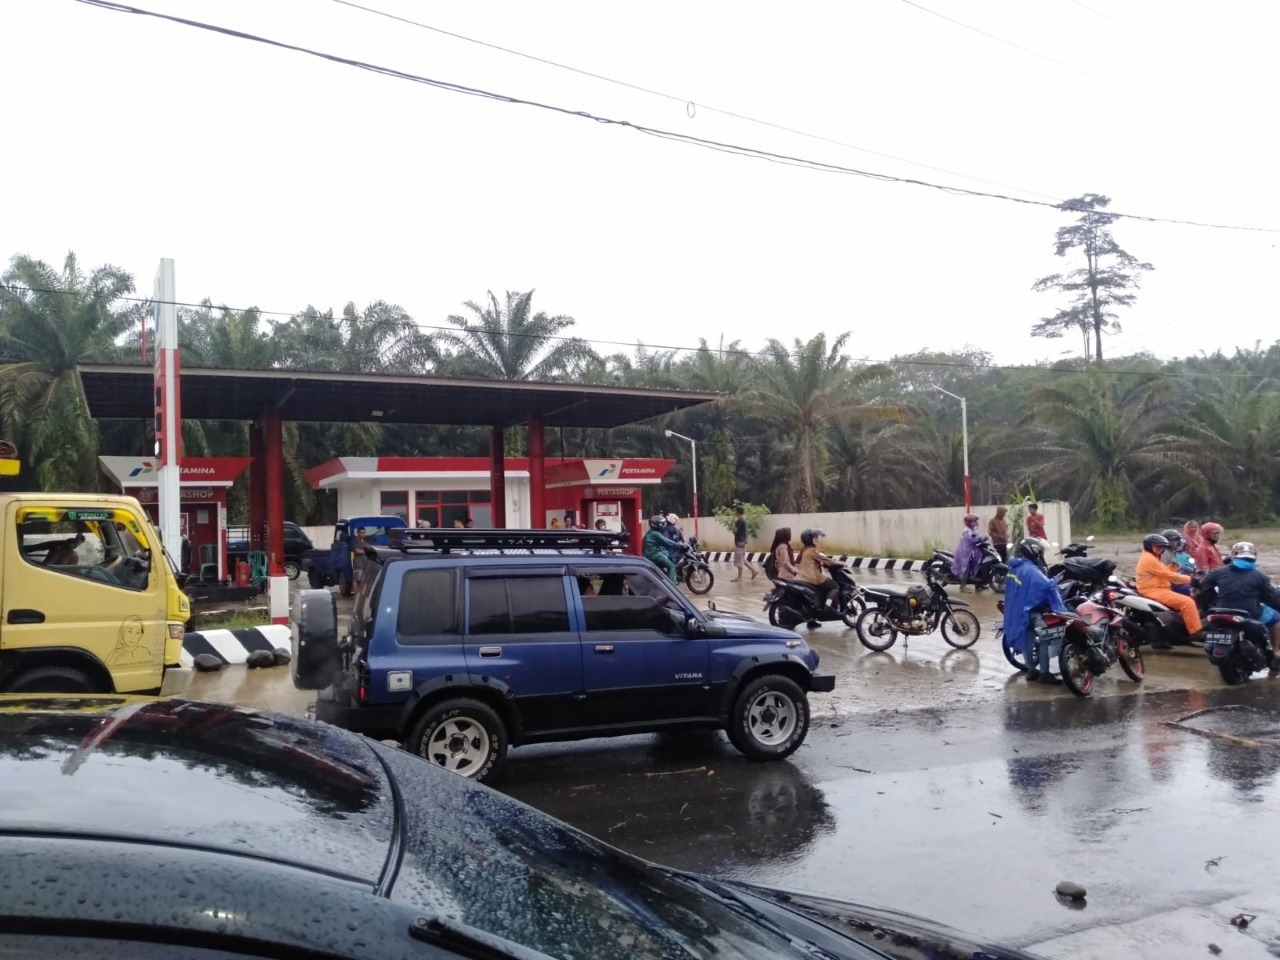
[99,456,252,489]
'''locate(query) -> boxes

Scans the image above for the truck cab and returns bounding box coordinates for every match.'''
[301,516,406,596]
[0,494,190,694]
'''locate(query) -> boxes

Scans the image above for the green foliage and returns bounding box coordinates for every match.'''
[713,501,770,540]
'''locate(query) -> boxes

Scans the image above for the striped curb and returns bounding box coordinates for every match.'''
[181,624,293,668]
[702,552,928,571]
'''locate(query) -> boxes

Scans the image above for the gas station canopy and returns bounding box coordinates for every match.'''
[78,365,716,428]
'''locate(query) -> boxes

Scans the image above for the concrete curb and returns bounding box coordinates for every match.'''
[181,624,292,667]
[703,552,928,571]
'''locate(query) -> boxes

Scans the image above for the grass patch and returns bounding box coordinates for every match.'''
[190,608,270,631]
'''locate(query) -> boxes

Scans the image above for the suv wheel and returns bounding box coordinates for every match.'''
[408,698,508,783]
[728,675,809,761]
[284,560,301,581]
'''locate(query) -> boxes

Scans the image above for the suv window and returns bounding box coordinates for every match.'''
[396,568,459,643]
[579,571,684,636]
[468,577,569,636]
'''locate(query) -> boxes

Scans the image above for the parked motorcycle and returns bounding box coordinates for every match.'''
[762,564,865,630]
[855,566,981,651]
[1202,607,1275,685]
[1053,595,1145,697]
[923,539,1008,593]
[1054,555,1117,608]
[676,537,714,594]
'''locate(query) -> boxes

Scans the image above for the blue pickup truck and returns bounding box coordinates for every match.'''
[294,527,835,782]
[300,516,407,596]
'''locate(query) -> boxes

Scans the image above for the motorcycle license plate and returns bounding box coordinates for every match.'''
[1038,624,1066,655]
[1204,631,1234,657]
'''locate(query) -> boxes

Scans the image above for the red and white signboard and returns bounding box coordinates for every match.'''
[99,457,252,489]
[545,458,675,489]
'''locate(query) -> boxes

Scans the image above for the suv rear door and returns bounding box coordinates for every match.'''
[573,566,711,725]
[462,567,583,735]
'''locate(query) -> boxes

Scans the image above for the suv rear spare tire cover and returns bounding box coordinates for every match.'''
[293,589,339,690]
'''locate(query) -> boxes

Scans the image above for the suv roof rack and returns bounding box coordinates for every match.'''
[386,527,627,555]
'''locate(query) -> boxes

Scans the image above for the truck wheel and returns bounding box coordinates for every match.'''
[284,560,301,581]
[339,572,354,597]
[408,698,508,783]
[728,674,809,761]
[292,589,340,691]
[308,570,324,589]
[4,665,99,693]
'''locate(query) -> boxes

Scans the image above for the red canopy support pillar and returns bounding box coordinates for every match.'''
[489,426,507,529]
[528,414,545,528]
[263,409,288,624]
[248,424,266,552]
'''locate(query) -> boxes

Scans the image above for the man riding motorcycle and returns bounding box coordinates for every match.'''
[1199,541,1280,677]
[1003,537,1067,683]
[1136,533,1202,646]
[795,528,843,607]
[643,514,681,583]
[1194,522,1225,572]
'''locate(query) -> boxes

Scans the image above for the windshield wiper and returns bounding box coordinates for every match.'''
[407,915,557,960]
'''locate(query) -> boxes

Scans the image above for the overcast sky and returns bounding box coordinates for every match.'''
[3,0,1278,367]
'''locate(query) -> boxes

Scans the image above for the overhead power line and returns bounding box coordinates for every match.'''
[2,281,1274,384]
[74,0,1280,235]
[329,0,1061,203]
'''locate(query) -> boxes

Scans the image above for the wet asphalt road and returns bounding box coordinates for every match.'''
[183,568,1280,958]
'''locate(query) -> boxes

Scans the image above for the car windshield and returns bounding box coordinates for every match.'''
[16,506,154,589]
[377,745,819,960]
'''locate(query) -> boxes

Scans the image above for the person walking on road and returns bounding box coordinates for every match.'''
[730,505,757,582]
[1136,533,1202,646]
[988,506,1009,563]
[1025,502,1047,541]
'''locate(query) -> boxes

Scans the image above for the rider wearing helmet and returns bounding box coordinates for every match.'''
[1199,541,1280,675]
[662,512,686,567]
[643,514,681,583]
[1160,528,1196,589]
[1136,533,1202,644]
[1195,522,1225,572]
[795,528,842,607]
[951,513,986,590]
[1003,537,1067,683]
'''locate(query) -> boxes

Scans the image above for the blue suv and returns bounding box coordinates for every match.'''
[294,529,835,782]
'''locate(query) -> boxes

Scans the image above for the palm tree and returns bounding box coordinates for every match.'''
[439,290,596,381]
[748,333,894,512]
[0,252,134,489]
[1005,372,1199,526]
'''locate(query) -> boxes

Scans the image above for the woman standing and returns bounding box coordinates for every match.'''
[768,527,798,580]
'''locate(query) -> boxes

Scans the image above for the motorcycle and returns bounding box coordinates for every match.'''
[1107,582,1198,649]
[855,566,981,652]
[1053,594,1145,697]
[1202,607,1275,685]
[923,539,1008,593]
[675,537,714,595]
[1053,555,1117,608]
[763,564,865,630]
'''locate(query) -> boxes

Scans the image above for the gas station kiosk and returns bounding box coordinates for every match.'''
[99,455,251,579]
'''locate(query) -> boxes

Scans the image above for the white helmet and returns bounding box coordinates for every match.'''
[1231,541,1257,560]
[665,513,679,524]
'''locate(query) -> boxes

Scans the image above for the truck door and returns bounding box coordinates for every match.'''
[4,505,168,692]
[462,568,584,734]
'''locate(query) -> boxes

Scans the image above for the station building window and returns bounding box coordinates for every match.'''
[380,490,409,522]
[415,489,492,528]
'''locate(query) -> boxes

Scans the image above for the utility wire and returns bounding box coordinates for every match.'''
[329,0,1062,203]
[73,0,1280,234]
[2,281,1273,383]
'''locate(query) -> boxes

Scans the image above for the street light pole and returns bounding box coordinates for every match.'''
[664,429,699,538]
[932,386,970,512]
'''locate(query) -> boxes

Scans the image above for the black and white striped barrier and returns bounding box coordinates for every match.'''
[702,552,928,571]
[181,625,293,668]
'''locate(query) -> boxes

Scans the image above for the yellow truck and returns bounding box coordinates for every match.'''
[0,494,190,693]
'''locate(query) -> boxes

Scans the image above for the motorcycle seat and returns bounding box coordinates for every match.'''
[864,584,912,597]
[1208,607,1252,617]
[1063,557,1116,579]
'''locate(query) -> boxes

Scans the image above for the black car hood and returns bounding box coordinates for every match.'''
[0,696,394,887]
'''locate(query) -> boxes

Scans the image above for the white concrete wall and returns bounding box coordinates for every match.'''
[680,501,1072,558]
[326,477,530,528]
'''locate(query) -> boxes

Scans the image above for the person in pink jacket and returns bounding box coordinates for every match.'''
[1194,522,1224,572]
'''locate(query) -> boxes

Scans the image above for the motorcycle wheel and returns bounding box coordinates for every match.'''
[769,603,804,630]
[1001,633,1027,672]
[839,590,867,628]
[854,607,898,652]
[1117,635,1145,682]
[990,568,1008,594]
[1058,639,1094,697]
[1218,654,1248,686]
[685,563,714,595]
[941,609,981,649]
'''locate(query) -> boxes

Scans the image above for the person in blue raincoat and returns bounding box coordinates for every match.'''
[951,513,985,589]
[1003,538,1067,683]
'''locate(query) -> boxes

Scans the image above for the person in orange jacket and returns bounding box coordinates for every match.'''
[1136,532,1202,644]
